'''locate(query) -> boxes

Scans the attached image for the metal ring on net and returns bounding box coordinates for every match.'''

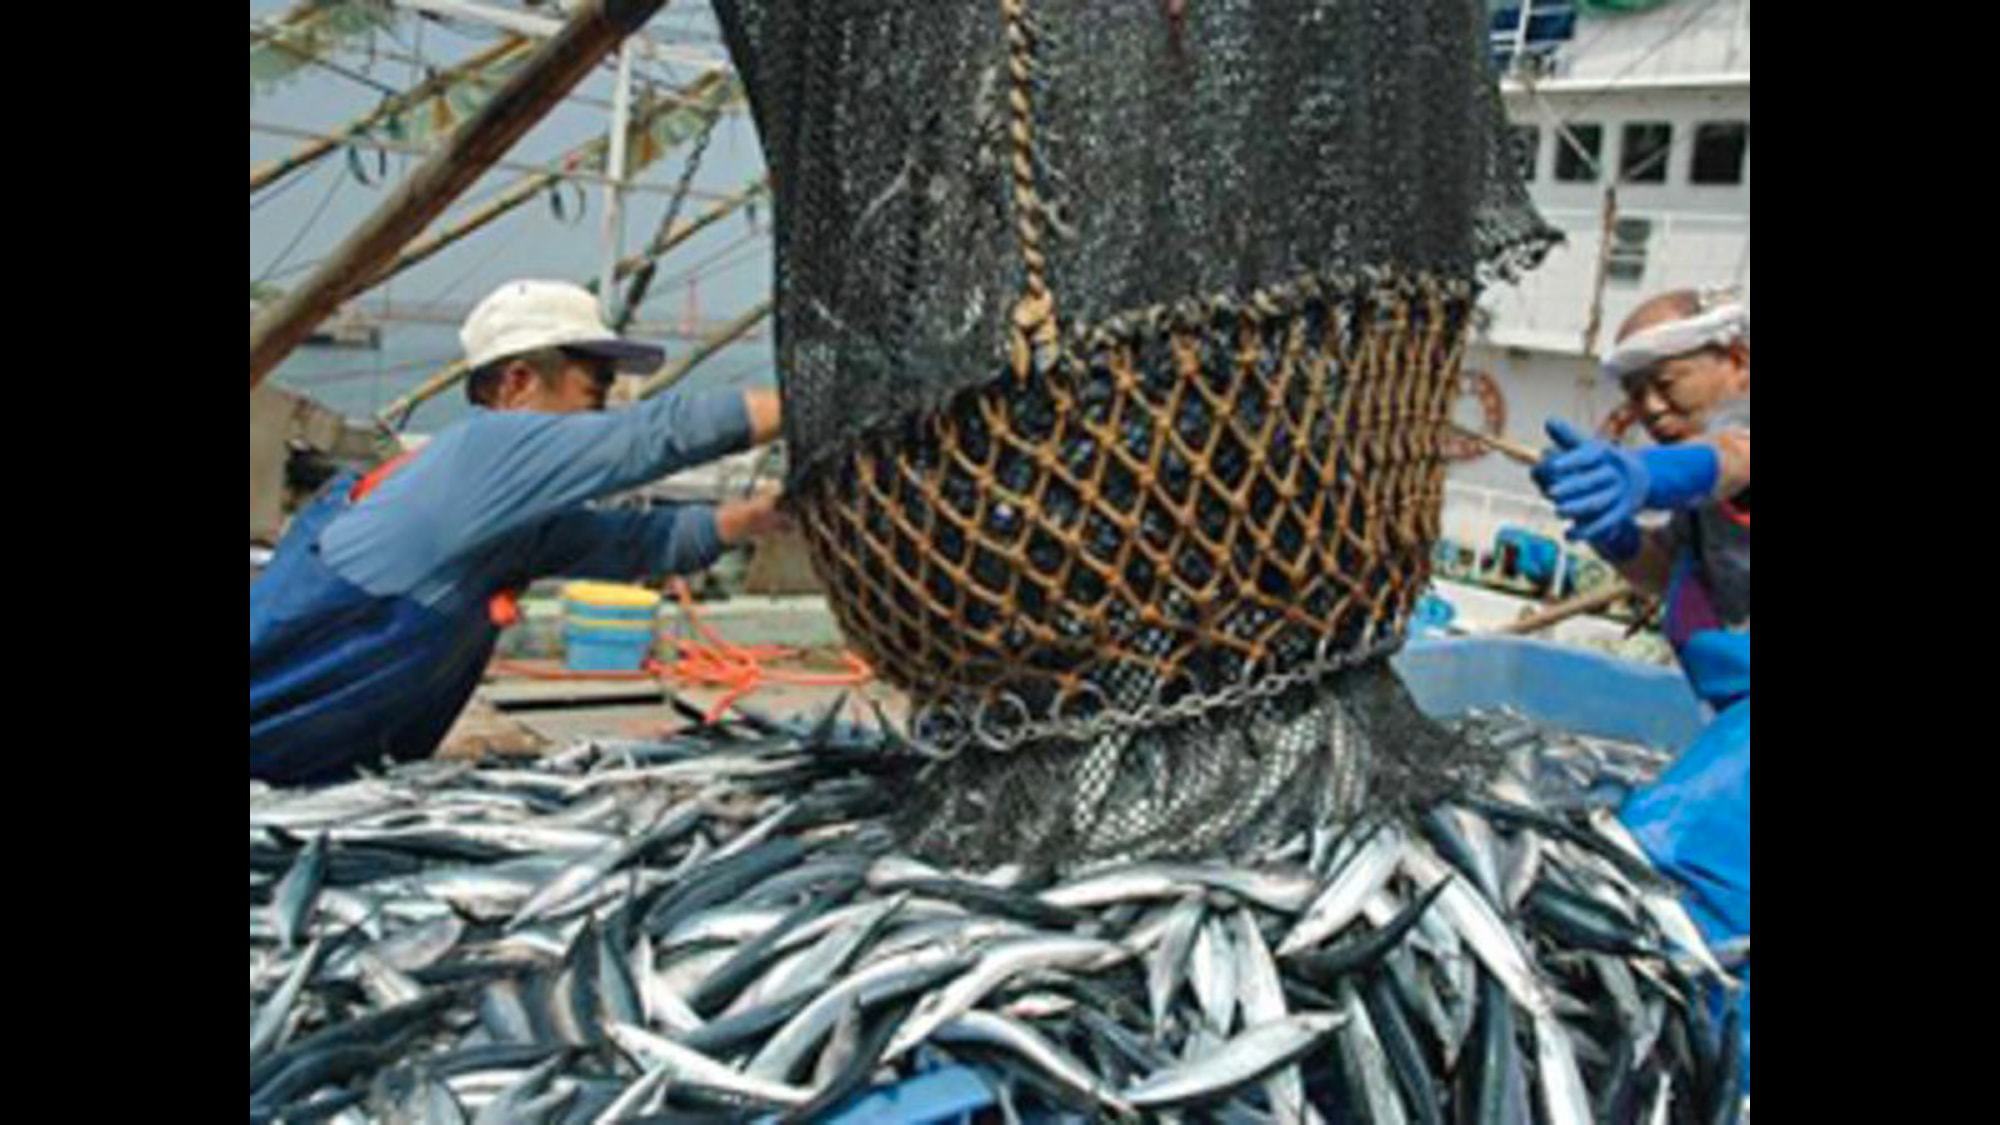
[910,700,973,759]
[1146,667,1203,726]
[1052,680,1111,729]
[971,691,1033,753]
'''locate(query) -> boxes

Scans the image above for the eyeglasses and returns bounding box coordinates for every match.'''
[561,349,619,386]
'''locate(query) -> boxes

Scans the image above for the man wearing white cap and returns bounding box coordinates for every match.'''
[251,280,786,785]
[1530,286,1752,1093]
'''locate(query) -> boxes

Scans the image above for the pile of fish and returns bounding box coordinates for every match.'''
[250,703,1747,1124]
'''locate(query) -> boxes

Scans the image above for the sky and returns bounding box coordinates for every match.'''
[250,0,775,432]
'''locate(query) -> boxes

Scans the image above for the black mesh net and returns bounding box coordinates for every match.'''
[712,0,1560,868]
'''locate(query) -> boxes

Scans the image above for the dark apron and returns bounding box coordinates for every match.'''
[250,469,501,785]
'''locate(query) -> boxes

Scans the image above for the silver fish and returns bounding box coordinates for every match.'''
[1402,843,1551,1017]
[1500,829,1544,913]
[1530,1011,1594,1125]
[885,935,1129,1059]
[813,996,866,1088]
[471,1053,574,1125]
[589,1060,670,1124]
[511,799,704,927]
[1334,980,1408,1125]
[736,894,910,1011]
[607,1021,814,1107]
[271,831,329,951]
[1122,1013,1347,1109]
[1147,896,1208,1031]
[249,936,325,1061]
[1228,907,1311,1125]
[1585,810,1730,982]
[934,1009,1135,1114]
[660,906,789,950]
[1188,917,1238,1035]
[1278,822,1404,956]
[369,913,465,973]
[354,948,425,1009]
[748,941,974,1081]
[380,1071,469,1125]
[1042,862,1316,913]
[1000,991,1078,1020]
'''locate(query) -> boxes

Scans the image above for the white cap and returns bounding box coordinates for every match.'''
[460,279,664,374]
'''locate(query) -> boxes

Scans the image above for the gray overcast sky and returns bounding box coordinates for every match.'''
[250,1,775,425]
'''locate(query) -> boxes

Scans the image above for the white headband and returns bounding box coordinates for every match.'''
[1601,299,1749,383]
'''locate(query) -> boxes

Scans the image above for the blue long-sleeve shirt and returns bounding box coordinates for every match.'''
[320,387,755,607]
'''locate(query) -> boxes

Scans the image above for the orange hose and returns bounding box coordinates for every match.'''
[493,582,874,724]
[660,579,873,721]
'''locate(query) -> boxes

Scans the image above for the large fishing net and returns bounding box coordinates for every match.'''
[713,0,1560,868]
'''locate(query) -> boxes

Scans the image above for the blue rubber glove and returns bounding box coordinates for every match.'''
[1531,419,1718,559]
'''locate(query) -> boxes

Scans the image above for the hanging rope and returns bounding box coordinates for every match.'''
[615,107,722,332]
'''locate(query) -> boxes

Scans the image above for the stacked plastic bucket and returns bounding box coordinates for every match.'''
[561,582,660,672]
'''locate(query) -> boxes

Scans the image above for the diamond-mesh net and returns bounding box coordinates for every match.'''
[713,0,1560,867]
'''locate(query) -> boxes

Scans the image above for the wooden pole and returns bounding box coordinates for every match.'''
[249,35,529,194]
[636,300,772,399]
[1447,422,1543,467]
[1495,581,1634,636]
[364,75,723,290]
[250,0,671,390]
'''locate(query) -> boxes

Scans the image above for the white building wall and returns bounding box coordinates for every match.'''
[1529,0,1750,83]
[1483,85,1750,354]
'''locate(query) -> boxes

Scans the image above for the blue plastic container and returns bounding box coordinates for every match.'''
[1393,635,1705,754]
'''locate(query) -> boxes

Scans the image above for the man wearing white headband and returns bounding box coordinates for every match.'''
[1531,288,1750,649]
[1530,286,1752,1094]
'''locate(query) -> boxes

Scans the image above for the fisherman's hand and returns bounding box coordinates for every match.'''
[1532,419,1647,560]
[743,390,783,447]
[715,488,793,546]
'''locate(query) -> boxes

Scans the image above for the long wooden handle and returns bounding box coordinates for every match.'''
[1447,423,1543,467]
[1495,581,1633,635]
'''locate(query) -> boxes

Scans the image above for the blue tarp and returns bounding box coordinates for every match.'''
[1620,697,1751,1093]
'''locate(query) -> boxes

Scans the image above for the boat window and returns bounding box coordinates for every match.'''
[1554,123,1601,183]
[1606,217,1652,286]
[1620,122,1672,185]
[1509,125,1541,181]
[1691,121,1749,185]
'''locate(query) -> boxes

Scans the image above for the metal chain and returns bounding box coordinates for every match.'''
[615,106,722,333]
[908,629,1410,759]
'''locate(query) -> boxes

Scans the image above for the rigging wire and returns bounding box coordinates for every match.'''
[634,230,770,308]
[250,156,327,211]
[255,161,348,285]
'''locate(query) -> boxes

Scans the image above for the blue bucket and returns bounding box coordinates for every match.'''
[562,601,658,673]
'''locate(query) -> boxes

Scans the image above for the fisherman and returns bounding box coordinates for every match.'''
[1529,285,1751,1087]
[250,280,789,785]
